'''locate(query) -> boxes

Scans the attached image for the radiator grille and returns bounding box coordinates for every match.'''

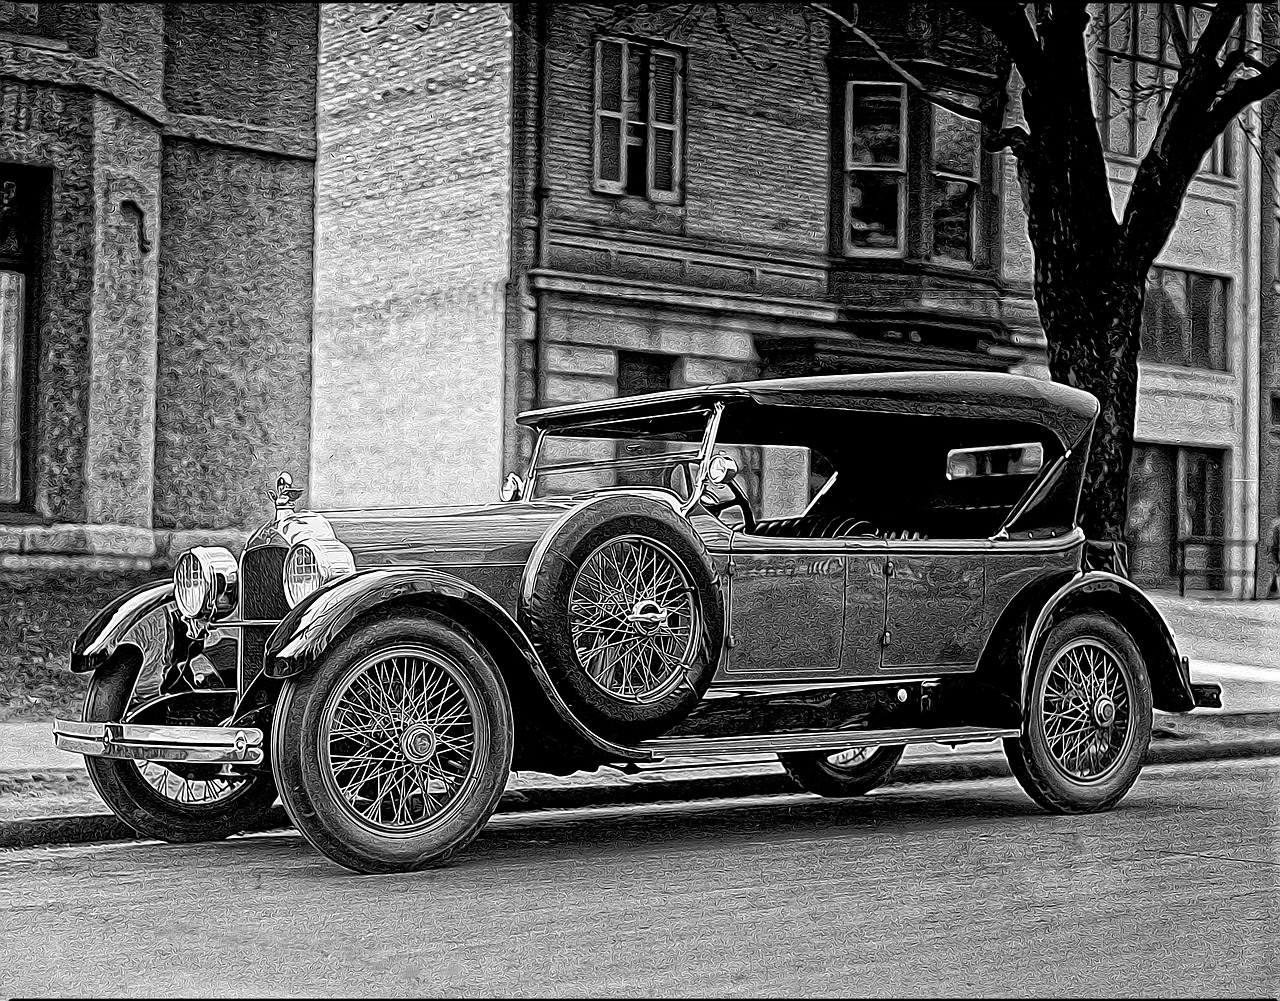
[238,545,290,694]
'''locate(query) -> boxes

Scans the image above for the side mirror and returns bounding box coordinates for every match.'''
[707,452,739,485]
[500,472,525,502]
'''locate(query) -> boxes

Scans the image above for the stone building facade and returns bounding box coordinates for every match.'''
[0,3,318,674]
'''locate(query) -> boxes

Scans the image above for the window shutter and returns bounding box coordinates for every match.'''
[647,49,682,203]
[594,39,627,193]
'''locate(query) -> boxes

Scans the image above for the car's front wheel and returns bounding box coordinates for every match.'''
[780,745,905,798]
[271,612,514,874]
[1005,611,1153,814]
[83,651,279,843]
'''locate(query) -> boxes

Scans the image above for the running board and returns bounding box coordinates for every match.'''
[633,725,1020,761]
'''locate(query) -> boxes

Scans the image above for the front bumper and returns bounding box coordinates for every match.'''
[53,718,265,765]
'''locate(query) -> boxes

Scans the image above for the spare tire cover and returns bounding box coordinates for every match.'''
[519,493,725,743]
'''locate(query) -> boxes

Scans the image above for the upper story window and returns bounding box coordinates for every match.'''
[844,82,907,255]
[843,81,989,266]
[593,38,684,204]
[1096,3,1237,177]
[1140,266,1229,371]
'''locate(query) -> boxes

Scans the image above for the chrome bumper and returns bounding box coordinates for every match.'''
[53,718,265,765]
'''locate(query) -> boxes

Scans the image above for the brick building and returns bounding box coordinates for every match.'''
[313,2,1269,597]
[0,3,318,667]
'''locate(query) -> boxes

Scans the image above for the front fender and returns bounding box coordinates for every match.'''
[70,580,175,674]
[262,567,647,763]
[1026,571,1198,713]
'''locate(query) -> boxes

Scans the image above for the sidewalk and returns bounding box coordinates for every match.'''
[1148,591,1280,668]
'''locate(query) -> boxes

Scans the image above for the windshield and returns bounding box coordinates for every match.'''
[528,407,713,501]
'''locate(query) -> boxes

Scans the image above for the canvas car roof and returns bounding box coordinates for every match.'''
[517,371,1100,450]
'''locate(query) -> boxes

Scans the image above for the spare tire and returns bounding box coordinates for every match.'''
[520,494,725,743]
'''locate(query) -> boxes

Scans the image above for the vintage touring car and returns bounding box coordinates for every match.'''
[54,372,1222,873]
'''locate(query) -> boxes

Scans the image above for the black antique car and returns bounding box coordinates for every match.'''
[54,372,1222,873]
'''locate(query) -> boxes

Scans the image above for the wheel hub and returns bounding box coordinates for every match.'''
[627,598,670,634]
[400,723,438,764]
[1092,696,1116,727]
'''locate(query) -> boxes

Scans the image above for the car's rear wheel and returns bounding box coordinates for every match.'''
[1005,611,1153,814]
[83,651,279,843]
[780,745,905,798]
[271,612,513,874]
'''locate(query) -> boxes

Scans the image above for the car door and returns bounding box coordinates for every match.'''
[720,533,848,681]
[879,540,986,670]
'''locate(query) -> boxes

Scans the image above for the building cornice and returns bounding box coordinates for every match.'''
[0,40,315,159]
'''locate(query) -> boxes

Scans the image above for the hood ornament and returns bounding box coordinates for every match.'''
[268,471,304,522]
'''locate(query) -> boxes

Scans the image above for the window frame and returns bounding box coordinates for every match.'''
[0,166,45,518]
[843,79,909,259]
[1095,2,1238,178]
[592,36,686,205]
[1140,265,1230,372]
[928,96,983,267]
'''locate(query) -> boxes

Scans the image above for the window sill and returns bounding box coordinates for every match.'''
[592,188,686,211]
[0,31,69,52]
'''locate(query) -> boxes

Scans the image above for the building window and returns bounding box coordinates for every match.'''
[1139,266,1228,371]
[931,100,982,264]
[0,270,23,504]
[1127,443,1226,590]
[844,81,907,256]
[615,351,677,487]
[0,168,41,513]
[593,38,684,204]
[1096,3,1236,177]
[843,82,988,265]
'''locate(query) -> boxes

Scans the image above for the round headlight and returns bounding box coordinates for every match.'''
[283,539,356,608]
[173,546,239,620]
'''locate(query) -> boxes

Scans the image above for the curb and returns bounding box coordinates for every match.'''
[2,735,1277,853]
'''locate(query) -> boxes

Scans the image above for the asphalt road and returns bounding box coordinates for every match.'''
[1,758,1275,999]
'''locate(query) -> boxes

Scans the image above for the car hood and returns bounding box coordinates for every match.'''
[317,500,576,568]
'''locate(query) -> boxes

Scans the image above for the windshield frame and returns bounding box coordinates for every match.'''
[521,403,724,511]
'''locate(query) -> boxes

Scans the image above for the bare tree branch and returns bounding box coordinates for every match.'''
[1160,3,1191,65]
[1211,56,1280,127]
[1194,2,1246,62]
[808,2,989,123]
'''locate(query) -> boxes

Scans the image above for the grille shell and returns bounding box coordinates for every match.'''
[238,545,291,695]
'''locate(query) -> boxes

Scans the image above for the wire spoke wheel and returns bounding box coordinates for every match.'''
[569,535,699,704]
[1040,637,1134,783]
[121,700,255,809]
[319,644,486,838]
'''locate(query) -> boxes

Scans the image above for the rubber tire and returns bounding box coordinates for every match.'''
[522,494,726,744]
[271,613,514,874]
[780,745,905,798]
[83,652,279,843]
[1005,611,1153,815]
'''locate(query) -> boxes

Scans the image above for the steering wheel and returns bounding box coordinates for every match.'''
[701,474,756,533]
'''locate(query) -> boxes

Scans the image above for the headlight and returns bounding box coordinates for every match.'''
[173,546,239,620]
[283,539,356,608]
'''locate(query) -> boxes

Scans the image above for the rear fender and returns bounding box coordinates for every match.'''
[262,568,645,762]
[1024,572,1195,713]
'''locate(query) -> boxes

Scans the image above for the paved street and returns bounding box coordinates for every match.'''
[1,757,1274,998]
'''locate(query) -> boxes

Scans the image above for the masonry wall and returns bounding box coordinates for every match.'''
[0,3,318,719]
[528,4,832,429]
[311,3,514,510]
